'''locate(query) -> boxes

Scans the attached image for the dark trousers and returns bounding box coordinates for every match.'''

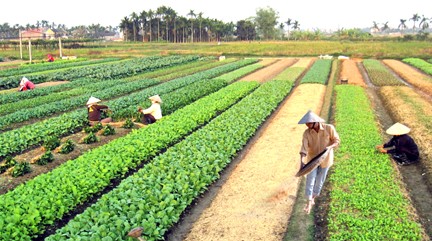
[390,152,418,165]
[142,114,156,125]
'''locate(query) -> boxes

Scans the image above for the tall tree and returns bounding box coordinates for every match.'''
[148,9,154,42]
[119,16,131,41]
[285,18,292,40]
[130,12,139,41]
[254,7,279,40]
[398,19,407,33]
[410,13,420,31]
[139,10,148,42]
[187,10,196,42]
[419,15,429,30]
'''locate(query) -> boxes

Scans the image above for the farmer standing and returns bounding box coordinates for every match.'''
[18,77,35,91]
[137,94,162,125]
[298,110,340,214]
[376,122,419,166]
[86,96,112,125]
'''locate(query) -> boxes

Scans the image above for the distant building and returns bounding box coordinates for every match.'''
[20,28,55,40]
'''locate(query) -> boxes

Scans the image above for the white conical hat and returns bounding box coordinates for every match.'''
[86,96,101,105]
[386,123,410,135]
[298,110,325,124]
[149,94,162,103]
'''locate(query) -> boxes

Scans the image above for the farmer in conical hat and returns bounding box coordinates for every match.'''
[376,123,419,166]
[86,96,112,126]
[137,94,163,125]
[298,110,340,214]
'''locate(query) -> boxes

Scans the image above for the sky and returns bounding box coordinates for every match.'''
[1,0,431,31]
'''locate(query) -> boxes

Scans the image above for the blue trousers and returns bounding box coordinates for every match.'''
[305,166,329,200]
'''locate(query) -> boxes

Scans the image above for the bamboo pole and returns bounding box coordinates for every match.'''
[19,30,23,59]
[59,37,63,58]
[28,39,32,64]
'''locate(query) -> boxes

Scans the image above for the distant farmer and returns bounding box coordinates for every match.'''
[137,94,162,125]
[47,54,54,62]
[298,110,340,214]
[86,96,112,125]
[376,122,419,166]
[18,77,35,91]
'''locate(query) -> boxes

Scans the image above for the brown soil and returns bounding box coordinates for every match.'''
[0,81,69,95]
[167,58,326,241]
[0,123,143,195]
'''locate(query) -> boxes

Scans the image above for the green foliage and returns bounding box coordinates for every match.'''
[0,156,17,174]
[402,58,432,75]
[84,122,103,133]
[121,118,134,129]
[36,151,54,165]
[101,125,115,136]
[328,85,423,240]
[82,132,98,144]
[362,59,404,86]
[300,59,332,84]
[11,162,31,177]
[43,137,60,151]
[59,140,75,154]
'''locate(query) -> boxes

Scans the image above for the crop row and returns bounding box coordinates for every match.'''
[362,59,403,86]
[0,58,119,78]
[0,80,259,240]
[46,77,295,241]
[328,85,423,240]
[402,58,432,75]
[0,59,257,160]
[300,59,332,84]
[0,55,199,89]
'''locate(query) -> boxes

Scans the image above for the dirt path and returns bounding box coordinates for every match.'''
[167,58,327,241]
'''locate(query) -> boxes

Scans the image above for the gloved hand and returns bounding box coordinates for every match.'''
[137,106,143,113]
[376,145,384,149]
[379,148,387,153]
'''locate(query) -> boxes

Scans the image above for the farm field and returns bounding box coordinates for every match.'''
[0,52,431,241]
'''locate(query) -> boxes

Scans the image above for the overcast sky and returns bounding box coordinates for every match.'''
[1,0,430,31]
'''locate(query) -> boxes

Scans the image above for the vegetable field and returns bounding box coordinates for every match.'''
[0,54,431,241]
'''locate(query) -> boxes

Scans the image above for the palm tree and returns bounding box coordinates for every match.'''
[164,7,177,42]
[372,21,380,32]
[292,21,300,40]
[156,6,167,41]
[381,21,390,33]
[119,16,130,41]
[197,12,204,42]
[419,15,430,31]
[148,9,154,42]
[187,10,196,42]
[410,13,420,31]
[139,10,148,42]
[130,12,139,41]
[279,23,284,40]
[285,18,292,40]
[398,19,407,33]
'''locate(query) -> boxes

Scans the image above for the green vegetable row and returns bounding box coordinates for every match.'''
[300,59,332,84]
[328,85,423,240]
[0,81,259,241]
[47,78,295,241]
[402,58,432,76]
[362,59,403,86]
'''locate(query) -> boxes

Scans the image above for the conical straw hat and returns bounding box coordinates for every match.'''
[298,110,325,124]
[86,96,101,105]
[386,123,410,135]
[149,94,162,103]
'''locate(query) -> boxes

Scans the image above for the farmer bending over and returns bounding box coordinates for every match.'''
[138,94,162,125]
[18,77,35,91]
[86,96,112,126]
[376,123,419,166]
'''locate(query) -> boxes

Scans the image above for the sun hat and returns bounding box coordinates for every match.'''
[149,94,162,103]
[86,96,101,105]
[298,110,325,124]
[386,123,410,135]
